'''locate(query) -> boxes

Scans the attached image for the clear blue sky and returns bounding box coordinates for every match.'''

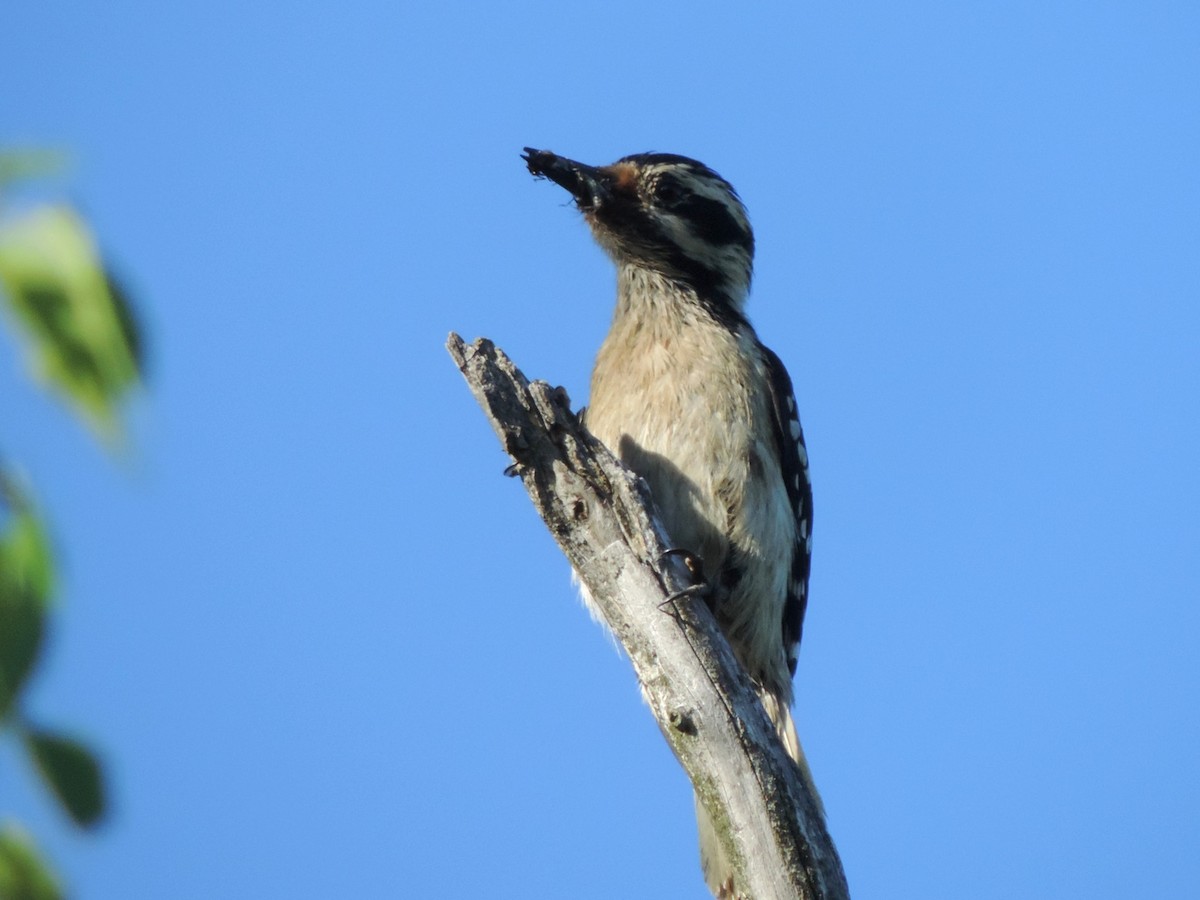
[3,2,1198,897]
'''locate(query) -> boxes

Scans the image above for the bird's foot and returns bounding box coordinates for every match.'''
[658,548,712,610]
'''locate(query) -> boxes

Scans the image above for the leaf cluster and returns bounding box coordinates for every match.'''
[0,149,144,897]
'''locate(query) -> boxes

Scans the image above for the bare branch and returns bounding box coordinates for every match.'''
[447,333,849,900]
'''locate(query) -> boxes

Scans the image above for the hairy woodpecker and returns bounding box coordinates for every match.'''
[522,148,819,899]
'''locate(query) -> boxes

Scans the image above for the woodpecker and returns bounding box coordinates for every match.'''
[522,148,819,898]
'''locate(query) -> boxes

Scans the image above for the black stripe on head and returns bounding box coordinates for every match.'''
[600,152,753,331]
[672,192,754,252]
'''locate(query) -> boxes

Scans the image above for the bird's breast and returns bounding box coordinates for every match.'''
[587,309,765,564]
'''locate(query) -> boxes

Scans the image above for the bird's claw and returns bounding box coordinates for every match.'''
[659,547,706,584]
[658,548,711,612]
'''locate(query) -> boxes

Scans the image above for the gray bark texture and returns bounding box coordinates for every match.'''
[447,333,849,900]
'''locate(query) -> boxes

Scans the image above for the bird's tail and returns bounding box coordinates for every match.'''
[695,688,822,899]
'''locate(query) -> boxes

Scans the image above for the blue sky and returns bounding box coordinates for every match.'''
[2,2,1198,897]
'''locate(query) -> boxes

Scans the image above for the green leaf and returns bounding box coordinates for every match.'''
[23,727,107,829]
[104,269,144,372]
[0,823,63,900]
[0,474,54,718]
[0,204,142,444]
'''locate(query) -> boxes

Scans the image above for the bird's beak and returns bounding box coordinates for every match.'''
[522,148,609,210]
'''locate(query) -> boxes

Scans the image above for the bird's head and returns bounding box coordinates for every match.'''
[523,148,755,313]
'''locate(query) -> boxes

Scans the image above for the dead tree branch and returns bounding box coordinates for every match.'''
[447,333,848,900]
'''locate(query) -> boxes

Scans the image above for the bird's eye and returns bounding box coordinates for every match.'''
[653,179,687,208]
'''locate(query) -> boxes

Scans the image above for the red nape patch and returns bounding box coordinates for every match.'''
[603,163,640,196]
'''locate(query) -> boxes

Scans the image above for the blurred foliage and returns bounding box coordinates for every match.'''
[0,824,63,900]
[0,475,54,719]
[24,729,107,829]
[0,204,142,444]
[0,147,144,893]
[0,151,68,192]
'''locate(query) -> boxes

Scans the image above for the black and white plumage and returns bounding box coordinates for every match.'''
[522,148,818,899]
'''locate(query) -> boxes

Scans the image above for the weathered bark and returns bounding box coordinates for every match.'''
[447,333,849,900]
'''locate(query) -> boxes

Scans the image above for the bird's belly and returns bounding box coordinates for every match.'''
[586,333,797,685]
